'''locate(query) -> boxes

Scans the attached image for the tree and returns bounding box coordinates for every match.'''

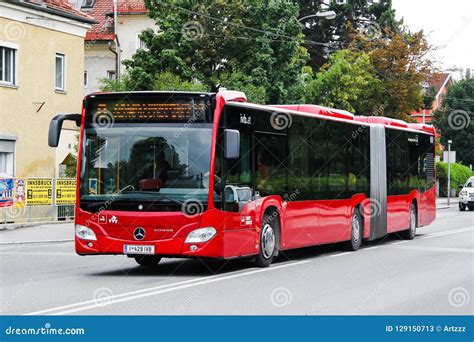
[348,27,433,120]
[297,0,398,70]
[433,78,474,167]
[305,49,382,114]
[123,0,308,103]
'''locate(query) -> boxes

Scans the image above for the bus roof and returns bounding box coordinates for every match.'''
[268,104,435,135]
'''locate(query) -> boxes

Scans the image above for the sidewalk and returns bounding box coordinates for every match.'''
[436,197,459,210]
[0,222,73,244]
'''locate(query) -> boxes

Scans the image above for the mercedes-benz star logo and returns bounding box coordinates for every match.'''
[133,227,145,240]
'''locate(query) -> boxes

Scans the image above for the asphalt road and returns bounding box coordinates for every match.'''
[0,207,472,315]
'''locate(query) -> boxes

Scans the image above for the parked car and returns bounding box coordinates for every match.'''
[459,176,474,211]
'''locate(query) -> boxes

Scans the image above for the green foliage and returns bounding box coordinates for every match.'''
[297,0,398,70]
[215,70,267,104]
[99,74,138,92]
[104,0,432,118]
[100,72,208,92]
[305,49,382,114]
[153,72,208,91]
[123,0,308,103]
[436,162,474,195]
[433,78,474,166]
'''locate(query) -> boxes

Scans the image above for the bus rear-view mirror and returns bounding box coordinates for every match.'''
[48,114,81,147]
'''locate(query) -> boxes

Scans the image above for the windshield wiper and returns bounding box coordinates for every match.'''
[119,191,184,206]
[119,184,135,192]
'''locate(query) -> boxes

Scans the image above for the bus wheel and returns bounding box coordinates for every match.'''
[255,214,278,267]
[345,207,363,251]
[401,203,417,240]
[459,203,466,211]
[134,255,162,267]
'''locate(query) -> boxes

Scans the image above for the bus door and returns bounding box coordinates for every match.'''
[254,131,319,249]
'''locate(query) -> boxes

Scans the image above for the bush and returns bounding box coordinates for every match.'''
[436,162,474,196]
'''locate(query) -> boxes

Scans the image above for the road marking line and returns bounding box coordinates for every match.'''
[329,252,352,257]
[329,226,473,258]
[419,227,473,239]
[25,259,310,316]
[388,245,474,254]
[363,246,381,251]
[390,241,405,245]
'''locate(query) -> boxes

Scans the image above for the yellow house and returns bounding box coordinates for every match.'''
[0,0,95,178]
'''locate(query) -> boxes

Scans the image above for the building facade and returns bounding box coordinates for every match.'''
[410,73,454,124]
[0,0,94,178]
[82,0,157,94]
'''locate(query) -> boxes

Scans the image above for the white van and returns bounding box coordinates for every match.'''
[459,176,474,211]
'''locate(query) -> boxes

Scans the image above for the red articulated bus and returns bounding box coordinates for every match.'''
[48,90,436,267]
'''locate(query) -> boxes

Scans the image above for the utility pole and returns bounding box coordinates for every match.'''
[447,140,452,205]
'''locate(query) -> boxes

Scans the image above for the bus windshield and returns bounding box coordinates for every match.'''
[79,124,213,212]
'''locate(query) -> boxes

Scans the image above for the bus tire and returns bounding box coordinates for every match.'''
[459,203,466,211]
[400,203,417,240]
[255,213,278,267]
[345,207,363,251]
[134,255,162,267]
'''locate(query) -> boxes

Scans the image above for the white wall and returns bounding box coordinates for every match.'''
[117,14,158,63]
[84,43,115,94]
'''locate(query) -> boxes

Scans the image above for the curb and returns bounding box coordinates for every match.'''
[0,220,73,231]
[0,239,74,245]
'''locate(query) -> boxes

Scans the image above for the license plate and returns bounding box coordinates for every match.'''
[124,244,155,255]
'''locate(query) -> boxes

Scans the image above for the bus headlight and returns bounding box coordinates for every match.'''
[75,224,97,241]
[460,190,467,197]
[185,227,217,243]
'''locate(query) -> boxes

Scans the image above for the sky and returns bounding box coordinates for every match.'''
[392,0,473,76]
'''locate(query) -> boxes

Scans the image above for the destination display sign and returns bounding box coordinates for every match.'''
[86,95,211,124]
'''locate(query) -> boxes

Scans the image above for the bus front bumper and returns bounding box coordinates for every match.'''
[75,233,223,258]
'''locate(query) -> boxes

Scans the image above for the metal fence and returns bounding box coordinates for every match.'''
[1,205,75,224]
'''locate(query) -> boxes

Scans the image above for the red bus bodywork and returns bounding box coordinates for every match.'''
[73,92,436,259]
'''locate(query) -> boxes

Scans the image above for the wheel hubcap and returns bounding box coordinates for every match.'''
[261,224,275,259]
[352,215,360,242]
